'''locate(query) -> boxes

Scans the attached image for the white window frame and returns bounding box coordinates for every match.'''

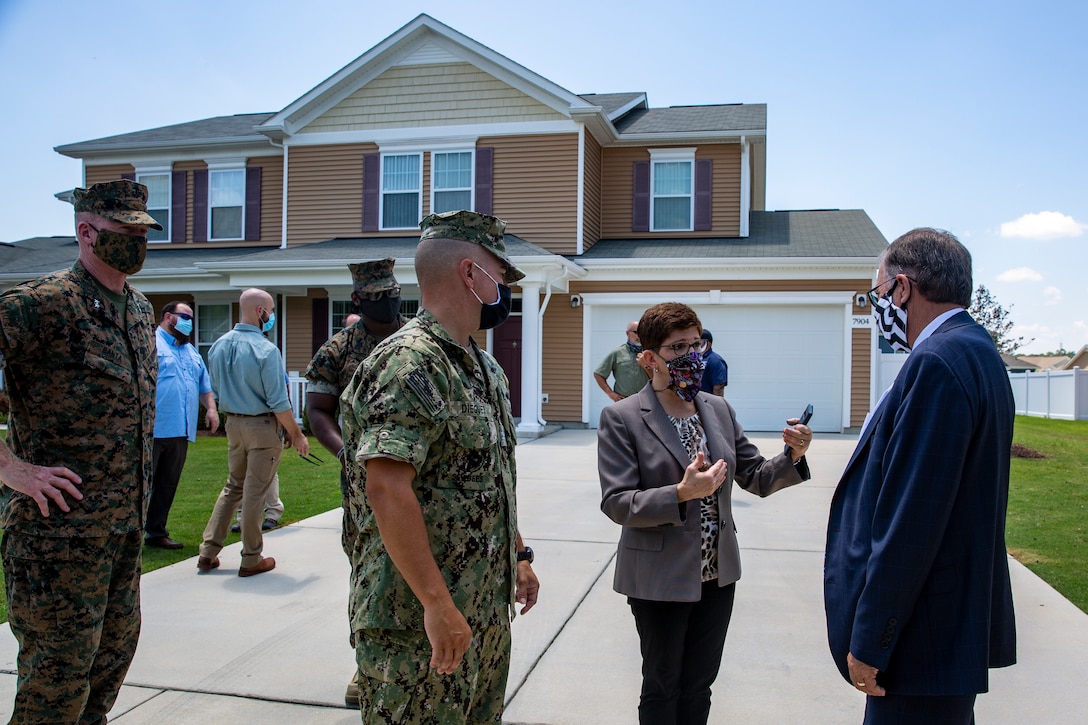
[206,159,246,241]
[379,152,423,230]
[329,297,420,336]
[430,149,474,214]
[135,164,172,243]
[195,302,233,363]
[649,147,696,232]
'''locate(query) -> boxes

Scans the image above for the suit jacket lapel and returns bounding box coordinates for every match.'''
[693,394,727,462]
[639,387,691,470]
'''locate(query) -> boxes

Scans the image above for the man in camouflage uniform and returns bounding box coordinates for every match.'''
[341,210,540,723]
[0,180,159,724]
[304,257,408,707]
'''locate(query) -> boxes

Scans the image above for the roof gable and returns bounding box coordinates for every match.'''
[257,14,594,140]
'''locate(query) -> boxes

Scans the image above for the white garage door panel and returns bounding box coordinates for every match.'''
[588,303,844,433]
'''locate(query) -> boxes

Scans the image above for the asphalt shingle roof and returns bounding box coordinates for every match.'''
[55,113,276,154]
[577,93,645,117]
[613,104,766,134]
[577,210,887,260]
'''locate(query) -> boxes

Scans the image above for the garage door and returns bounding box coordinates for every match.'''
[587,302,844,432]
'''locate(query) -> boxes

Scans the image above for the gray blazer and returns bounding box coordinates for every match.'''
[599,385,808,602]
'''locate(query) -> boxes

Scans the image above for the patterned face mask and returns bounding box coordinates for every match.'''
[664,351,706,402]
[90,225,147,275]
[873,286,910,352]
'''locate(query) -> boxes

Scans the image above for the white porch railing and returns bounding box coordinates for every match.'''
[287,372,309,426]
[1009,368,1088,421]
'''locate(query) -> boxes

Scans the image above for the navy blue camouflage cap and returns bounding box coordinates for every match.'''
[419,209,524,283]
[72,179,163,230]
[349,258,399,296]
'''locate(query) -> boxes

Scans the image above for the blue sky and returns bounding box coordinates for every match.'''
[1,0,1084,354]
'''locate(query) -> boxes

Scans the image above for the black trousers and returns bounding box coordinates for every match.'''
[628,580,736,725]
[864,692,977,724]
[145,437,189,539]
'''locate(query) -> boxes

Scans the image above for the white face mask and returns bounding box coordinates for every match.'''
[872,281,910,352]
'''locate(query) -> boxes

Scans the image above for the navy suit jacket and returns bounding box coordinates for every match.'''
[824,311,1017,696]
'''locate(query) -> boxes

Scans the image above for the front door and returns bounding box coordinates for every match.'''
[492,315,522,417]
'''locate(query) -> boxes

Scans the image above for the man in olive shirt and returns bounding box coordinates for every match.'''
[0,180,159,724]
[594,321,648,401]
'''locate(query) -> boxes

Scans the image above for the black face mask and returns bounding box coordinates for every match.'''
[357,294,402,324]
[470,263,512,330]
[480,283,512,330]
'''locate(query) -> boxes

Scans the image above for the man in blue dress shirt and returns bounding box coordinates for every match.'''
[145,301,219,549]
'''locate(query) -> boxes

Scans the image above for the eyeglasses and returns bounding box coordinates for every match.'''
[173,312,193,321]
[867,274,916,307]
[657,339,708,357]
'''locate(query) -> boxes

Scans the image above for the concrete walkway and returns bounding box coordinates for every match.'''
[3,429,1087,723]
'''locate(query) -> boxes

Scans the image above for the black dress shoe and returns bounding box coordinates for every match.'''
[262,518,278,531]
[230,522,241,533]
[145,536,184,550]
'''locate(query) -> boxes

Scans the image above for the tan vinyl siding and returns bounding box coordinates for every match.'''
[249,156,283,246]
[582,131,603,252]
[284,295,315,373]
[85,165,134,186]
[540,301,584,423]
[303,63,566,133]
[287,144,373,245]
[850,328,872,427]
[600,145,741,238]
[173,161,204,244]
[483,134,579,254]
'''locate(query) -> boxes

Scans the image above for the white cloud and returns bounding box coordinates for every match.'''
[1043,286,1062,305]
[997,267,1044,282]
[1000,211,1086,240]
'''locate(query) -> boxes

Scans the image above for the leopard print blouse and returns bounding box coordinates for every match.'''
[667,412,720,583]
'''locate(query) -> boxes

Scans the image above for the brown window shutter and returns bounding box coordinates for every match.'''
[312,298,330,356]
[171,171,187,243]
[245,166,262,241]
[192,169,208,243]
[632,161,650,232]
[694,159,713,231]
[475,147,494,215]
[362,153,379,232]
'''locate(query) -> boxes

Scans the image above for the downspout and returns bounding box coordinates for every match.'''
[534,268,569,425]
[266,138,288,249]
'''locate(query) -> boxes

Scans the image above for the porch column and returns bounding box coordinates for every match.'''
[517,281,544,434]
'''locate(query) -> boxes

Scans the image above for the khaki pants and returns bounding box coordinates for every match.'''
[199,414,283,567]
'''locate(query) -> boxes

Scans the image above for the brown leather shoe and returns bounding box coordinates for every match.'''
[197,556,220,571]
[238,556,276,577]
[345,670,361,708]
[145,536,184,550]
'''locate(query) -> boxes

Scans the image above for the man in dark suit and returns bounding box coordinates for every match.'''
[824,228,1016,724]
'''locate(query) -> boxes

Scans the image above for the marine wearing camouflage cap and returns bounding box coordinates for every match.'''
[349,257,399,296]
[72,179,164,230]
[419,209,524,283]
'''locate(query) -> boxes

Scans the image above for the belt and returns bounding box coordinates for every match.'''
[225,412,274,418]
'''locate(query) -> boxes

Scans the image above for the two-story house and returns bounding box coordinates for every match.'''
[2,13,887,434]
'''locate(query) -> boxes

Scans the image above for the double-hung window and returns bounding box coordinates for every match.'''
[136,171,170,242]
[209,169,245,240]
[381,153,422,230]
[432,151,473,213]
[650,148,696,232]
[196,303,232,363]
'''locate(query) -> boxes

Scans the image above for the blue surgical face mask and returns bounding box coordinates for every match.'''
[174,315,194,336]
[261,310,276,333]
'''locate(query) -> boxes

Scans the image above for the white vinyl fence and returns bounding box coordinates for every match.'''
[1009,368,1088,421]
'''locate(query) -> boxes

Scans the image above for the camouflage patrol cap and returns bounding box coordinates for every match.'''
[72,179,164,230]
[419,209,525,283]
[349,257,399,296]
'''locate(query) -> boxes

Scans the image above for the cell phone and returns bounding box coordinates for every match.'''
[785,404,814,455]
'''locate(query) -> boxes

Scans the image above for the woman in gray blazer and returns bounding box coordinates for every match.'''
[598,302,812,725]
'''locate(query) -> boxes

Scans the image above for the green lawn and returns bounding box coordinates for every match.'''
[1006,416,1088,613]
[1,435,340,622]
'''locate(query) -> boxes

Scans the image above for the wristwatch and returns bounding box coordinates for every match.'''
[517,546,534,564]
